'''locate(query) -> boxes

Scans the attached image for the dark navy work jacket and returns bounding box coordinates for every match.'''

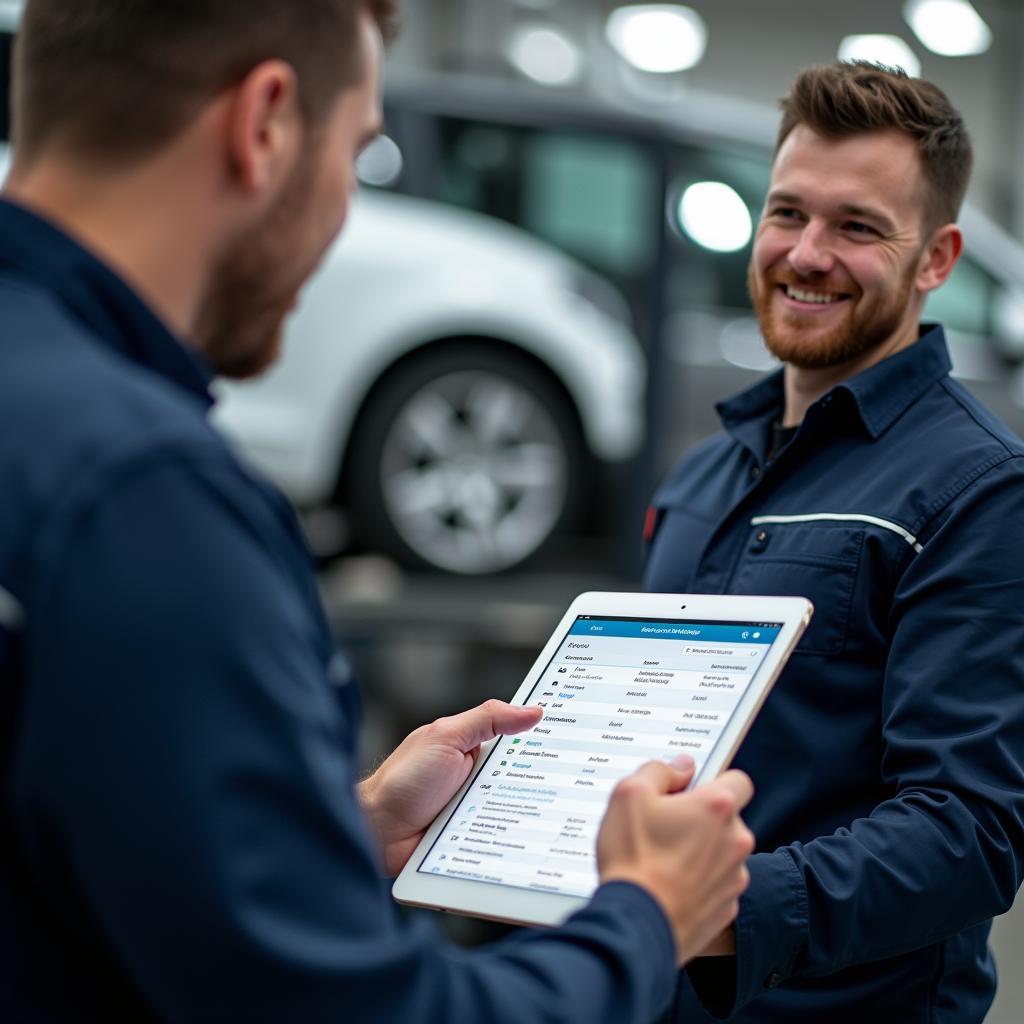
[646,327,1024,1023]
[0,199,678,1023]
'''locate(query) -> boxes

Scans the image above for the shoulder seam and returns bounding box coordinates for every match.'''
[938,378,1023,458]
[915,450,1024,545]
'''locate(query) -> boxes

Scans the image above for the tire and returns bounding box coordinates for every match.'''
[345,343,587,574]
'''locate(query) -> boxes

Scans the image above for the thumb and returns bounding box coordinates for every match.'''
[441,700,543,752]
[707,769,754,811]
[625,756,695,795]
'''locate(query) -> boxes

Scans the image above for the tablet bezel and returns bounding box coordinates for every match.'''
[392,590,812,927]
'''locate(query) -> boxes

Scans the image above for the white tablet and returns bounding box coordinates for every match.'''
[393,591,812,927]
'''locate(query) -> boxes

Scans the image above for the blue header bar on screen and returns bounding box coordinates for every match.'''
[568,619,782,644]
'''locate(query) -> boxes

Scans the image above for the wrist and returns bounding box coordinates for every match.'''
[599,871,680,948]
[357,773,382,830]
[357,771,407,857]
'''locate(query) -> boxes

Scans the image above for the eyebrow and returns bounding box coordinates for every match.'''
[766,190,898,234]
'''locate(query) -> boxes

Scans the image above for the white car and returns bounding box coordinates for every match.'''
[212,190,645,574]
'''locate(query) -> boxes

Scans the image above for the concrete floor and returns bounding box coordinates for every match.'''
[988,900,1023,1023]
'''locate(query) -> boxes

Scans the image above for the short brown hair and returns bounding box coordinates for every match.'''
[12,0,398,163]
[776,61,972,235]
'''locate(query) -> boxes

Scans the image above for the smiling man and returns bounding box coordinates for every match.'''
[645,63,1024,1023]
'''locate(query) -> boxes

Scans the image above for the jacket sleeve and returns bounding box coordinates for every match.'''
[702,456,1024,1014]
[20,453,677,1024]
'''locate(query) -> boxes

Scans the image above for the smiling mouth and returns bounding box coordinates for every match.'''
[779,284,851,305]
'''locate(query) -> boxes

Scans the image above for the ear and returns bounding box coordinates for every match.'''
[224,59,302,195]
[916,223,963,295]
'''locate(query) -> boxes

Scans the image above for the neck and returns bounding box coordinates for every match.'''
[3,152,219,343]
[781,316,923,427]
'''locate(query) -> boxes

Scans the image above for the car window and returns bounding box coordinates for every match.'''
[519,133,658,277]
[923,253,995,339]
[434,116,660,291]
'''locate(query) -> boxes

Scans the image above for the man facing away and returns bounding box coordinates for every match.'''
[646,62,1024,1023]
[0,2,756,1021]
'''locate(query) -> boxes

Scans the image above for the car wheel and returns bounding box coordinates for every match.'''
[346,344,586,574]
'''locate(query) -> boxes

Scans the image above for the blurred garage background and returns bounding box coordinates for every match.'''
[5,1,1022,1016]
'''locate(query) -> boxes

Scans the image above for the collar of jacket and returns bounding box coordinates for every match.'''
[715,324,953,451]
[0,197,214,408]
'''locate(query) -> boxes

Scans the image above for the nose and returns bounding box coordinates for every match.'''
[787,220,835,277]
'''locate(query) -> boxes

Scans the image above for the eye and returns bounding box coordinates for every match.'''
[769,206,803,223]
[843,221,878,236]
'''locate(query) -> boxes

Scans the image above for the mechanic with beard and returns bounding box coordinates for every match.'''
[645,62,1024,1023]
[0,2,759,1022]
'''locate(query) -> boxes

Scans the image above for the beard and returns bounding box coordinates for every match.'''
[748,260,917,371]
[194,151,320,380]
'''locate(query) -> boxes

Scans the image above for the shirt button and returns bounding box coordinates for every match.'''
[756,530,767,543]
[764,970,781,989]
[750,466,761,479]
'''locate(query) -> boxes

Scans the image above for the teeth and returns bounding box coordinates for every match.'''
[786,286,838,304]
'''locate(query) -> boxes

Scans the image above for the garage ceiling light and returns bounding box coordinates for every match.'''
[903,0,991,57]
[838,34,921,77]
[605,5,708,74]
[679,182,752,253]
[508,26,583,86]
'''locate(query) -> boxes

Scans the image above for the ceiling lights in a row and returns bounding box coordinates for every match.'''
[509,2,993,88]
[841,1,992,75]
[509,4,707,85]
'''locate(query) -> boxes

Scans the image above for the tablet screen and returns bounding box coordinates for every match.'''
[416,615,782,897]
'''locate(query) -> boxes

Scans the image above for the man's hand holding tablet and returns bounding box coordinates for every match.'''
[362,694,755,964]
[385,592,808,949]
[597,755,754,963]
[359,701,545,877]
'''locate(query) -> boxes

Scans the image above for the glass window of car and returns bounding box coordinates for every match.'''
[518,133,658,278]
[433,116,661,299]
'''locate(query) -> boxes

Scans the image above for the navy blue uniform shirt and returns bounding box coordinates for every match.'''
[0,198,679,1023]
[646,327,1024,1023]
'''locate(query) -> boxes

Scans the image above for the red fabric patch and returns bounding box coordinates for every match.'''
[642,506,659,544]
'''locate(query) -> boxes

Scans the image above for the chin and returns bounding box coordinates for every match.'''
[764,330,852,370]
[211,326,285,380]
[765,329,884,371]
